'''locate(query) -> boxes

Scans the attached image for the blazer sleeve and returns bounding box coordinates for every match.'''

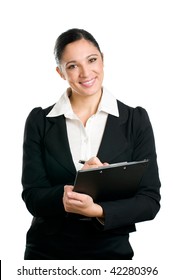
[98,106,161,231]
[21,107,66,218]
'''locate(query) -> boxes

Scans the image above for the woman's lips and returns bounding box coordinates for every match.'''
[80,78,96,87]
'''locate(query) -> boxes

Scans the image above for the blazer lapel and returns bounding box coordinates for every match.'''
[97,114,128,163]
[44,115,76,176]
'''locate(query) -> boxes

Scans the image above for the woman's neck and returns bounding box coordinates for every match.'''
[69,89,102,126]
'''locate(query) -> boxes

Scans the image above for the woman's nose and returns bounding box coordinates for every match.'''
[79,65,90,77]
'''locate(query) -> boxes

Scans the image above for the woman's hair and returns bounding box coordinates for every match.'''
[54,28,102,65]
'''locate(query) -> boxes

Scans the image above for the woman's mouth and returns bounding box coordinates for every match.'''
[80,78,96,87]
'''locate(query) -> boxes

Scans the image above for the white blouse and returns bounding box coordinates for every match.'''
[47,87,119,170]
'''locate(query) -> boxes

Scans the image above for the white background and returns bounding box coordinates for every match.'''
[0,0,172,279]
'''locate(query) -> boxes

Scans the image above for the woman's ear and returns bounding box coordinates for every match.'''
[56,67,66,80]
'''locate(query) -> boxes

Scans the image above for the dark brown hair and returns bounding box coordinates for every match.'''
[54,28,102,65]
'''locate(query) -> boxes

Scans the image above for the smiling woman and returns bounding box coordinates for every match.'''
[56,41,104,117]
[21,28,161,260]
[55,30,104,125]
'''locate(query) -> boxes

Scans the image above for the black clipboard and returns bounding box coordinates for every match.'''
[74,159,149,202]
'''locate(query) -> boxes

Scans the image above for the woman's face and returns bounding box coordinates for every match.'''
[57,39,104,98]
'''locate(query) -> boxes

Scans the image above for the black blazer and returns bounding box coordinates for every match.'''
[22,100,161,259]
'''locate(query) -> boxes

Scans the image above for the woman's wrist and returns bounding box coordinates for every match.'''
[93,203,104,218]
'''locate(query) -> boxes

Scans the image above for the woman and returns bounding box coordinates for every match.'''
[22,28,161,260]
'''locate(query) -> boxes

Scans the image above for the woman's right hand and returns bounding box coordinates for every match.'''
[82,156,109,170]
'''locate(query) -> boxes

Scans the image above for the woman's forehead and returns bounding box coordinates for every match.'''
[61,39,101,62]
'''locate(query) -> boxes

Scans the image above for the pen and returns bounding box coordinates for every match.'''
[79,160,86,164]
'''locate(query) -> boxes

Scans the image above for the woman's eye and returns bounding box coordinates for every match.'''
[89,57,97,63]
[67,64,77,70]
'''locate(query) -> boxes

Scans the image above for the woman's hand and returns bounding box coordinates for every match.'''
[63,157,108,217]
[82,156,109,170]
[63,185,103,218]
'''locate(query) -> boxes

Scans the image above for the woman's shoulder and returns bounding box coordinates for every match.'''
[117,99,150,127]
[117,99,148,116]
[24,104,55,132]
[26,104,55,120]
[117,99,146,112]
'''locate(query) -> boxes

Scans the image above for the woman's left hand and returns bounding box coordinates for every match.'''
[63,185,103,218]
